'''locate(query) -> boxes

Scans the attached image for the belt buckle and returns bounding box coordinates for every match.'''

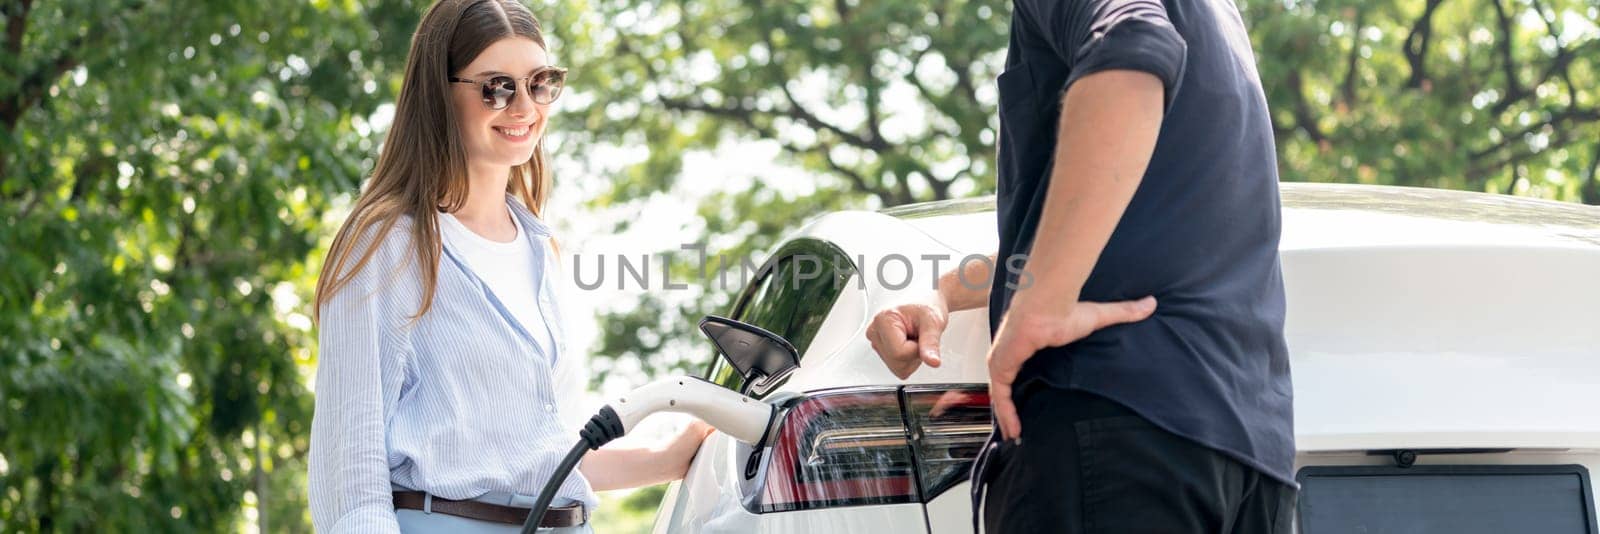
[561,502,589,526]
[547,502,588,527]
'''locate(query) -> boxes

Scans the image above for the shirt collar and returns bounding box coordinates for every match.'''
[436,195,552,263]
[504,193,552,238]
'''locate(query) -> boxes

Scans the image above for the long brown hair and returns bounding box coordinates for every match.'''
[314,0,552,322]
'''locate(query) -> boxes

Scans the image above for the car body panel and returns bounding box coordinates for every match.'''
[924,482,976,534]
[655,184,1600,533]
[651,432,924,533]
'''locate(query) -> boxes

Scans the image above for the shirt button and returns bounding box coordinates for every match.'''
[544,403,555,412]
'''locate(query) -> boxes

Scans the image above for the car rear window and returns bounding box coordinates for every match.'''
[706,238,858,395]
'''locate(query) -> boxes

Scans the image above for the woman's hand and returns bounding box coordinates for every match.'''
[578,418,715,491]
[663,419,716,478]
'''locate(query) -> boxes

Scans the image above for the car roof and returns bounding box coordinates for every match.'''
[813,183,1600,451]
[878,183,1600,254]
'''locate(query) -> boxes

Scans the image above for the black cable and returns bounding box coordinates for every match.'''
[520,440,587,534]
[521,406,627,534]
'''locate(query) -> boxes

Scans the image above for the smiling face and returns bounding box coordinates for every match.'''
[451,37,551,172]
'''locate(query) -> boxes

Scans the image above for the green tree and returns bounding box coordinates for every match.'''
[552,2,1600,522]
[0,0,426,530]
[545,0,1011,386]
[5,0,1599,532]
[552,0,1600,390]
[1246,0,1600,202]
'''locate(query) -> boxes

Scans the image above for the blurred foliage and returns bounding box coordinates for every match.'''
[0,0,427,530]
[588,485,670,533]
[545,0,1012,389]
[1245,0,1600,200]
[3,0,1599,532]
[559,0,1600,393]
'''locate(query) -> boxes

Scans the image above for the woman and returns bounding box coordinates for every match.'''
[307,1,711,532]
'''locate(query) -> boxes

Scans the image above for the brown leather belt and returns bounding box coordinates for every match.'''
[392,491,586,527]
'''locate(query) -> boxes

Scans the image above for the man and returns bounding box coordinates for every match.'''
[865,0,1296,531]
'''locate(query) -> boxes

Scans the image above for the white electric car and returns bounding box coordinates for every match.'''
[650,183,1600,533]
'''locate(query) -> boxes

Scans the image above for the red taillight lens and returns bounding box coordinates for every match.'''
[755,388,915,512]
[748,385,992,513]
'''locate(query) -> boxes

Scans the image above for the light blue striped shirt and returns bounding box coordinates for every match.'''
[309,196,598,533]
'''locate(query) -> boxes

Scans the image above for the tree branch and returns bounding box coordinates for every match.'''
[1285,70,1328,147]
[3,0,150,139]
[3,0,34,62]
[1465,113,1593,185]
[646,6,955,205]
[658,94,899,203]
[1483,0,1588,119]
[632,26,888,199]
[948,57,979,119]
[2,0,50,188]
[928,168,956,199]
[658,95,769,134]
[1271,122,1293,150]
[894,168,914,205]
[2,11,90,131]
[815,142,878,200]
[924,4,981,135]
[1403,0,1444,89]
[908,40,985,159]
[833,0,885,147]
[1469,106,1600,161]
[1583,140,1600,205]
[772,80,885,151]
[754,26,887,152]
[1526,0,1591,107]
[69,152,111,203]
[1340,9,1364,106]
[35,455,57,531]
[1488,0,1525,116]
[901,48,965,143]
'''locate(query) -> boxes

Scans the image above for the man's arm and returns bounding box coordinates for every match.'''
[986,70,1167,440]
[1009,72,1163,312]
[978,0,1187,441]
[863,253,993,379]
[938,253,995,312]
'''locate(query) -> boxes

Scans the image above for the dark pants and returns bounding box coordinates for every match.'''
[975,384,1297,533]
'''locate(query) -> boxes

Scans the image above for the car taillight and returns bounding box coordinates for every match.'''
[903,385,992,499]
[755,388,915,512]
[748,385,992,513]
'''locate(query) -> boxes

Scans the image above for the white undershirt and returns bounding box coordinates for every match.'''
[437,211,559,361]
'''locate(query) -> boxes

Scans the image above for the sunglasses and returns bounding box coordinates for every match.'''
[449,66,568,109]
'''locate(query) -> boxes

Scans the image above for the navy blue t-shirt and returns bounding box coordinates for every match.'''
[990,0,1295,485]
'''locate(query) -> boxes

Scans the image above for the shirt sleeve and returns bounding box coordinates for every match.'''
[1016,0,1188,108]
[308,229,410,534]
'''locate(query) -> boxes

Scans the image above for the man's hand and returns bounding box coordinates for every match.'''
[866,255,996,379]
[865,298,950,379]
[988,296,1157,440]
